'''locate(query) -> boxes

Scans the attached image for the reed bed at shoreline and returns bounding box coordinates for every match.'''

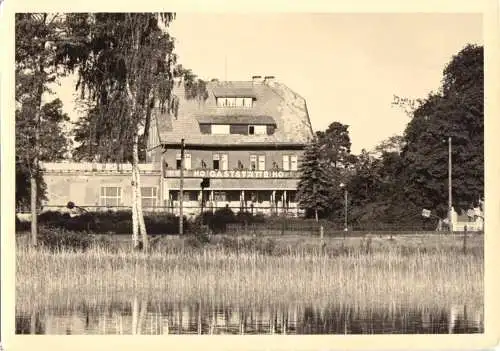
[16,234,484,315]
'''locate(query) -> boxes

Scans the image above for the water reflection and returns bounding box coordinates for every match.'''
[16,302,483,335]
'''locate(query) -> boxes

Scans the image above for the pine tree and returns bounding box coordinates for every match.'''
[296,139,336,220]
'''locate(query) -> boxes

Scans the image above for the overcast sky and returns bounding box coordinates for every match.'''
[54,13,482,154]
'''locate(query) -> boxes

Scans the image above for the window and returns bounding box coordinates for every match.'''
[258,155,265,170]
[221,154,228,170]
[255,125,267,135]
[213,191,227,202]
[248,125,267,135]
[100,187,121,207]
[213,154,220,170]
[176,153,191,170]
[248,155,265,171]
[290,155,298,171]
[283,155,289,171]
[211,124,230,134]
[250,155,257,170]
[212,153,228,170]
[141,187,158,209]
[183,191,198,201]
[282,155,298,171]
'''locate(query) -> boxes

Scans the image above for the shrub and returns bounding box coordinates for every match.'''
[185,217,211,248]
[15,216,30,232]
[196,207,237,234]
[235,211,266,224]
[38,226,93,252]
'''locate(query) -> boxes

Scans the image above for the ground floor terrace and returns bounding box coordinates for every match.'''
[164,189,301,217]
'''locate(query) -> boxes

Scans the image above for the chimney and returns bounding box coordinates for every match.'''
[252,75,262,84]
[264,75,275,84]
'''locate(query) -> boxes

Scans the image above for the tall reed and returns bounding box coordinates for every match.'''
[16,235,484,316]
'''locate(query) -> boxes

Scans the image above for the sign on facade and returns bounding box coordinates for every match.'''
[163,169,298,179]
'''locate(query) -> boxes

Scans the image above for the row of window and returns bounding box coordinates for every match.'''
[216,97,254,108]
[100,187,296,206]
[209,124,267,135]
[100,187,158,207]
[173,154,298,171]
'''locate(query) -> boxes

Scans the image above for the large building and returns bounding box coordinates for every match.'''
[41,76,314,217]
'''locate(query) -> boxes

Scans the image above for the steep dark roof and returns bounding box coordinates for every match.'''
[212,85,257,98]
[151,80,314,147]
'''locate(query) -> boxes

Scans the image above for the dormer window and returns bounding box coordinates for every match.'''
[216,97,253,108]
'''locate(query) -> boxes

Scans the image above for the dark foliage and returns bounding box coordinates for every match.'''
[345,44,483,225]
[28,211,189,235]
[37,226,93,252]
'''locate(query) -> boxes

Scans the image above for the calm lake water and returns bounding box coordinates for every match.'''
[16,302,483,335]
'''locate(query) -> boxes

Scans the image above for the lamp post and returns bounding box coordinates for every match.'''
[179,138,185,235]
[447,137,453,233]
[340,183,348,233]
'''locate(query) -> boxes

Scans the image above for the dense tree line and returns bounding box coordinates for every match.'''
[298,44,483,227]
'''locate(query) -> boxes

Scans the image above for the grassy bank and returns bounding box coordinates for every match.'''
[16,233,484,315]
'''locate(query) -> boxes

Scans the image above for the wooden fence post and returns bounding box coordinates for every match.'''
[320,225,324,250]
[463,225,467,254]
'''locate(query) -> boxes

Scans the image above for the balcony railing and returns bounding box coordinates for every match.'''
[41,162,158,172]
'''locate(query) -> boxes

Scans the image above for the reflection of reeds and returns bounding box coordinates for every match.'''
[16,235,483,319]
[16,299,483,334]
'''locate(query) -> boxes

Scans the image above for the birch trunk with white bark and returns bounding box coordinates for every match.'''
[131,159,139,249]
[132,132,148,251]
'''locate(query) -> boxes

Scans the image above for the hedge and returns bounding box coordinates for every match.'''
[16,211,189,235]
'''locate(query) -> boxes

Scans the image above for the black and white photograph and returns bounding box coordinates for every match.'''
[2,2,499,350]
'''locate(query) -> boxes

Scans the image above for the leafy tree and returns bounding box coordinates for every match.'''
[347,149,381,207]
[315,122,354,168]
[58,13,208,251]
[16,99,71,210]
[401,44,483,217]
[15,13,73,245]
[373,135,405,157]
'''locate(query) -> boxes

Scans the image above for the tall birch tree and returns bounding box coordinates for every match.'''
[59,13,207,251]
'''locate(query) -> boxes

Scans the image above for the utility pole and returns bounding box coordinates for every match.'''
[448,136,453,233]
[179,139,185,235]
[344,188,348,232]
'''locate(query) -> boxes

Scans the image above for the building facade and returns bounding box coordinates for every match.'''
[41,76,314,217]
